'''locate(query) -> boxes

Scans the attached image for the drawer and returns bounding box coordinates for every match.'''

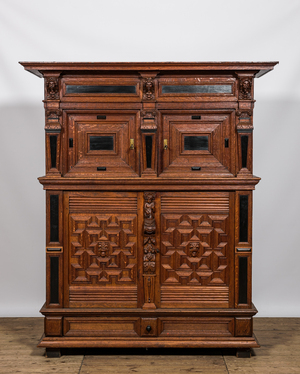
[63,317,140,337]
[62,77,141,102]
[158,77,236,102]
[159,317,234,337]
[140,318,158,337]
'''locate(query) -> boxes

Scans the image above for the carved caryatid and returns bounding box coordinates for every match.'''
[144,192,156,234]
[239,78,252,100]
[143,192,157,308]
[45,77,60,100]
[143,77,155,100]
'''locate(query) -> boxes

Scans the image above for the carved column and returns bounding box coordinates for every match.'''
[44,73,62,176]
[142,191,157,309]
[236,75,254,177]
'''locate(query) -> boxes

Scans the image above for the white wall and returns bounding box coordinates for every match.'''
[0,0,299,317]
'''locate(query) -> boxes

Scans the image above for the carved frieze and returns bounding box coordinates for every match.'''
[239,78,252,100]
[142,77,155,100]
[45,77,60,100]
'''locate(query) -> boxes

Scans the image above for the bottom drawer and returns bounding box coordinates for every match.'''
[63,317,140,337]
[62,316,235,338]
[159,317,234,337]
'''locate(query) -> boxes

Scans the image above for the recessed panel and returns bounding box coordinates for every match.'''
[162,85,232,94]
[90,136,114,151]
[49,135,57,168]
[50,256,59,304]
[238,257,248,304]
[184,135,208,151]
[66,85,136,94]
[50,195,59,242]
[239,195,249,243]
[241,135,249,168]
[145,135,153,168]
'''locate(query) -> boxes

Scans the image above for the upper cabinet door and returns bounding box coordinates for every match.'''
[160,112,235,178]
[64,112,139,177]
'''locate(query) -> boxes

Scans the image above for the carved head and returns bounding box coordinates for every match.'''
[189,242,200,257]
[98,241,109,257]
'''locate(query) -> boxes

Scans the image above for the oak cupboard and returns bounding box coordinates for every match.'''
[20,62,278,357]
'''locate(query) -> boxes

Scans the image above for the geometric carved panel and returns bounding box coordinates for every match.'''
[161,214,229,286]
[69,214,137,285]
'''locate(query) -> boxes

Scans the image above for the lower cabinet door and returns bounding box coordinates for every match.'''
[65,191,140,308]
[159,191,234,309]
[64,191,234,310]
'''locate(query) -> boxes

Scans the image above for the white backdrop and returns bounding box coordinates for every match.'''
[0,0,299,317]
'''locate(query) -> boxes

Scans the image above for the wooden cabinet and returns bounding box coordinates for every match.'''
[20,61,277,355]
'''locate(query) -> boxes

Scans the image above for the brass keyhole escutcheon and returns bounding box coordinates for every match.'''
[130,139,134,150]
[164,139,168,150]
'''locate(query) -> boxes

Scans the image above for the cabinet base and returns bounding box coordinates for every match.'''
[39,335,259,349]
[39,304,259,351]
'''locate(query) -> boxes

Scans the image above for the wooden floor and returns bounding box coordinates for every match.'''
[0,318,299,373]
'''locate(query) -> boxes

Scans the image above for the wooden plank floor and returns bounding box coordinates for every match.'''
[0,318,299,373]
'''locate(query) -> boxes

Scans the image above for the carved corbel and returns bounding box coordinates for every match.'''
[236,110,254,133]
[139,72,158,102]
[45,77,60,100]
[142,77,155,101]
[238,78,253,100]
[141,110,157,132]
[45,109,62,133]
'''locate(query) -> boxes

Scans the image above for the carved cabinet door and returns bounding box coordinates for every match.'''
[64,112,139,177]
[160,112,235,177]
[64,191,141,308]
[159,191,234,309]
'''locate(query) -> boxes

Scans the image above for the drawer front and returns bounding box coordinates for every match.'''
[140,318,158,337]
[158,77,236,102]
[62,77,141,102]
[63,317,140,337]
[159,317,234,337]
